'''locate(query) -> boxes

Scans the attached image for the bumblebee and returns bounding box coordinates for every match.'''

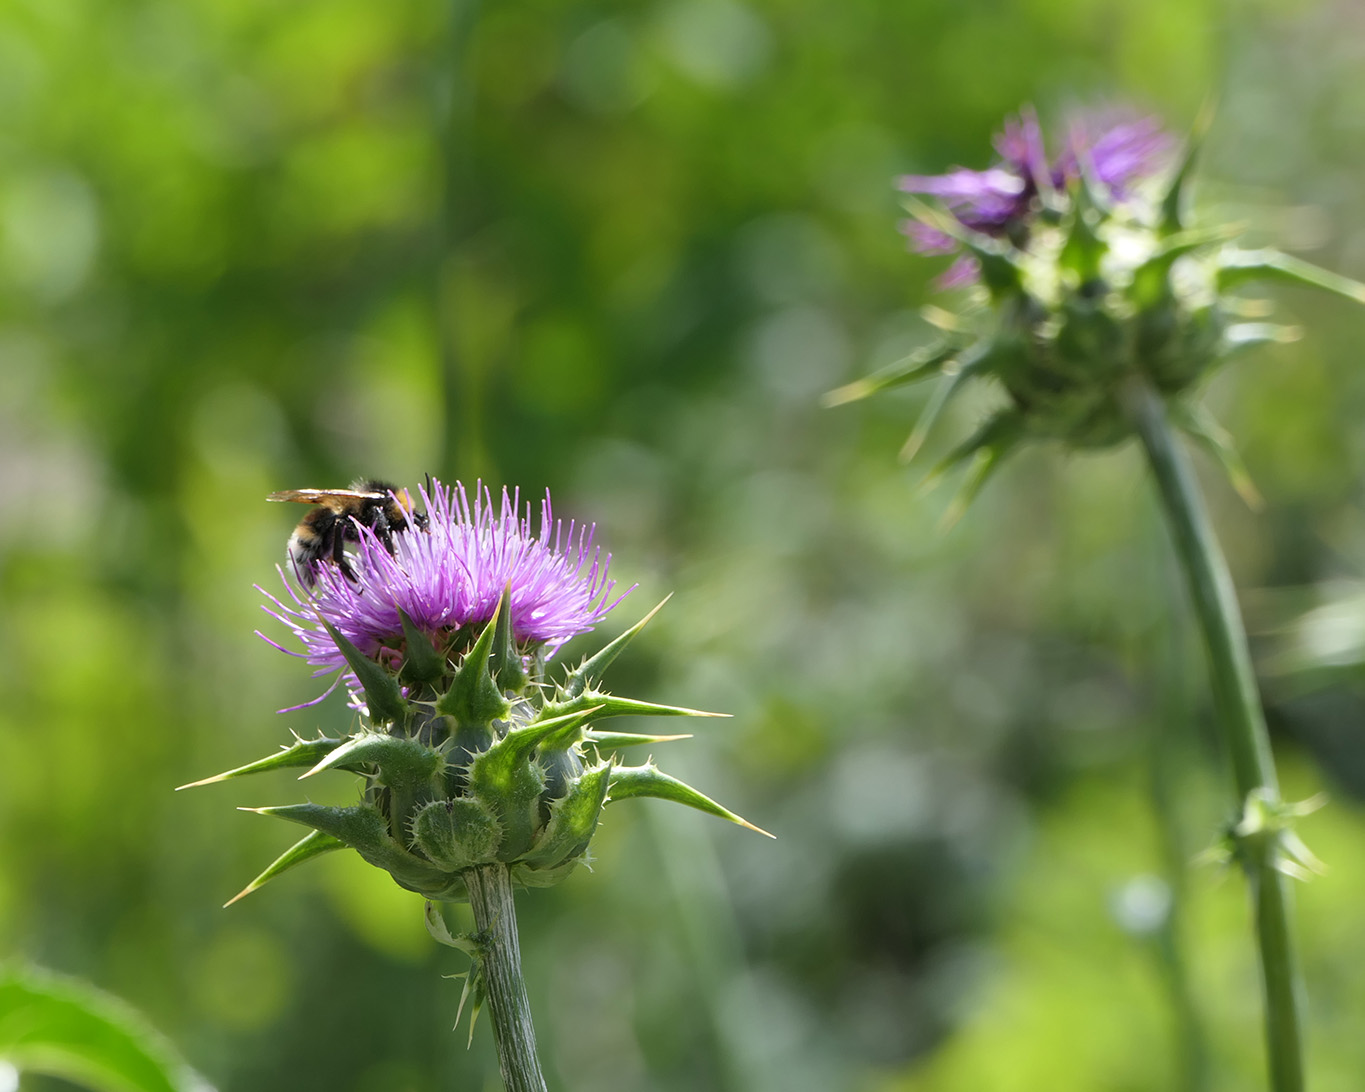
[268,478,428,586]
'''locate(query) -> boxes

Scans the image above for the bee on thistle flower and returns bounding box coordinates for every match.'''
[183,477,769,1082]
[184,477,768,905]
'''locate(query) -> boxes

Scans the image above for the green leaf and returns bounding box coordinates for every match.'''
[898,343,990,463]
[821,342,960,407]
[437,600,510,727]
[0,963,210,1092]
[300,731,444,789]
[536,713,602,753]
[920,410,1025,496]
[467,714,603,859]
[424,902,477,955]
[1059,179,1105,284]
[242,803,454,895]
[520,761,613,869]
[511,858,581,888]
[1223,322,1301,352]
[317,618,407,727]
[396,608,445,687]
[1130,224,1240,307]
[1159,98,1215,234]
[424,904,484,1044]
[1216,248,1365,304]
[175,735,350,789]
[607,764,772,838]
[937,425,1025,531]
[1174,401,1264,510]
[224,830,344,907]
[561,598,669,699]
[489,584,528,694]
[500,707,602,766]
[464,710,600,857]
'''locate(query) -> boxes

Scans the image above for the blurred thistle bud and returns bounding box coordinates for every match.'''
[183,479,768,907]
[826,104,1365,516]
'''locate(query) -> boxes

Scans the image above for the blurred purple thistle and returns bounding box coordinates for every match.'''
[260,478,631,703]
[1060,113,1175,198]
[897,106,1175,286]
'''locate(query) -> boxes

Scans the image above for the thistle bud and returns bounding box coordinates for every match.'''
[828,106,1365,510]
[185,479,768,908]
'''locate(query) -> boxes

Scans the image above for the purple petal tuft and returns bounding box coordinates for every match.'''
[899,105,1175,287]
[261,478,632,701]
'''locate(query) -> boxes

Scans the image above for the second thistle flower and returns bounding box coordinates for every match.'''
[829,106,1365,512]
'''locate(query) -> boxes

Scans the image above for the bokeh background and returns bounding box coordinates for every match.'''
[5,0,1365,1089]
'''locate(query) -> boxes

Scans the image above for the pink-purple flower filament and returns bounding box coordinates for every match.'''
[260,479,630,702]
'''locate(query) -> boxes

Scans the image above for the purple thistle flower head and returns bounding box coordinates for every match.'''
[897,165,1031,236]
[260,478,631,704]
[1059,113,1176,199]
[897,106,1175,286]
[993,106,1052,194]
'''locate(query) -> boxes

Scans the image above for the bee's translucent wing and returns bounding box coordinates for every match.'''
[267,488,385,506]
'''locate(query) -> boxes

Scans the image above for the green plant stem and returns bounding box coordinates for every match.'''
[464,864,547,1092]
[1123,376,1304,1092]
[1148,599,1210,1092]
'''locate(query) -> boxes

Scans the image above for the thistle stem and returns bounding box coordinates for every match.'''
[1146,562,1212,1092]
[1123,376,1304,1092]
[464,864,547,1092]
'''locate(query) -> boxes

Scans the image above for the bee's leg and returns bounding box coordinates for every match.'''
[330,522,358,582]
[372,511,397,556]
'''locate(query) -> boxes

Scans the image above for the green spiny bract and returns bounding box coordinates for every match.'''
[829,113,1365,513]
[183,592,768,907]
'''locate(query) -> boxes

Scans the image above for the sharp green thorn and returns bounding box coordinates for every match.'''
[899,362,972,463]
[177,773,230,791]
[175,736,351,788]
[937,442,1011,532]
[1218,248,1365,303]
[920,304,968,332]
[586,730,695,748]
[558,693,730,720]
[564,596,671,697]
[608,764,774,838]
[1176,402,1265,511]
[223,830,344,907]
[1158,98,1217,233]
[822,343,959,407]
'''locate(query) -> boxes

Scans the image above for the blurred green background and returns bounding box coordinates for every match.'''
[4,0,1365,1088]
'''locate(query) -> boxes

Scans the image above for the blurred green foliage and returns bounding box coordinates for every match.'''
[4,0,1365,1088]
[0,963,207,1092]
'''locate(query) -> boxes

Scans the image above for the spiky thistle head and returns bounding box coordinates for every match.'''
[183,477,769,909]
[829,104,1365,516]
